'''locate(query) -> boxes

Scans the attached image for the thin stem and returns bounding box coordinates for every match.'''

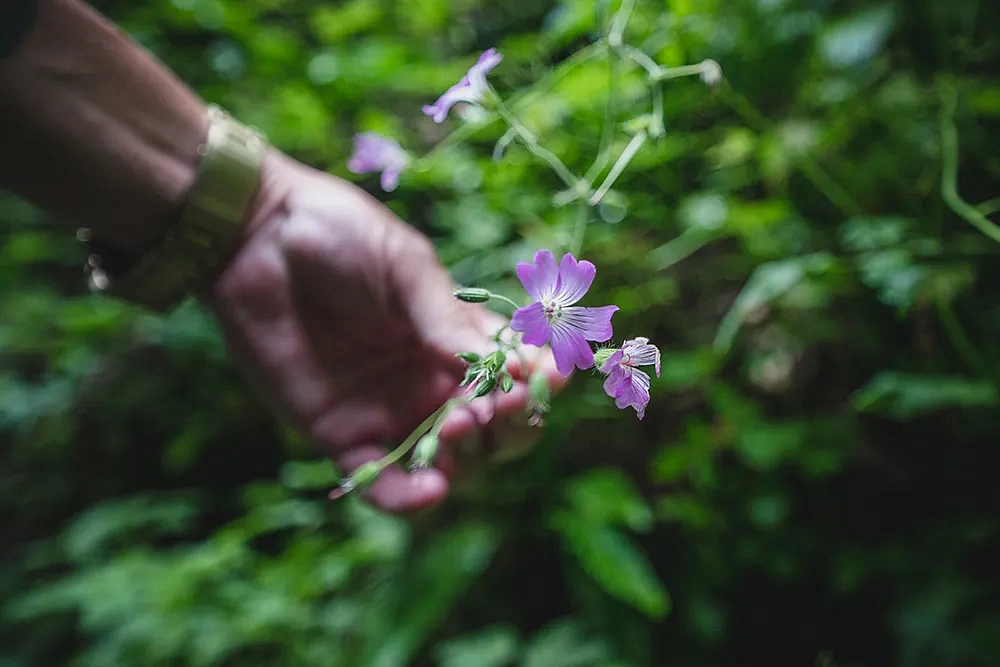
[940,83,1000,244]
[651,61,707,81]
[416,43,606,171]
[651,79,665,137]
[488,291,522,311]
[935,294,997,386]
[608,0,637,46]
[647,228,718,270]
[589,131,647,206]
[585,48,621,183]
[570,201,590,256]
[378,402,452,468]
[620,44,661,77]
[495,103,582,190]
[977,196,1000,217]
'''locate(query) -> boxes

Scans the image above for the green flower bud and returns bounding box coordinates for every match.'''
[456,352,482,364]
[474,375,497,398]
[528,371,550,411]
[453,287,491,303]
[593,347,619,370]
[484,350,507,372]
[410,433,440,469]
[499,373,514,393]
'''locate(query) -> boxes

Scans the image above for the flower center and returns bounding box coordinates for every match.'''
[542,299,562,323]
[621,352,633,367]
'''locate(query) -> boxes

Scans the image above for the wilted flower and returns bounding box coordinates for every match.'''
[510,250,618,377]
[599,337,661,420]
[347,132,409,192]
[422,48,503,123]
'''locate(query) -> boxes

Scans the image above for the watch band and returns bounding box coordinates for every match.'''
[84,105,268,312]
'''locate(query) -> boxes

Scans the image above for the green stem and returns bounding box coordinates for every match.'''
[495,103,582,190]
[651,61,710,81]
[584,47,620,183]
[939,82,1000,244]
[570,201,590,256]
[488,291,522,311]
[648,228,718,271]
[416,43,606,171]
[608,0,637,46]
[934,294,996,386]
[976,196,1000,217]
[377,402,452,469]
[620,44,661,77]
[589,131,647,205]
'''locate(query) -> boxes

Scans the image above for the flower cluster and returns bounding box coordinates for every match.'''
[336,18,719,492]
[348,48,501,190]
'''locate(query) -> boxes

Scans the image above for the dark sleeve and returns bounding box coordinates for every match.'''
[0,0,39,59]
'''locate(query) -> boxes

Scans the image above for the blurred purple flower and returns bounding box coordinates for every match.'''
[600,337,661,420]
[422,48,503,123]
[347,132,409,192]
[510,250,618,377]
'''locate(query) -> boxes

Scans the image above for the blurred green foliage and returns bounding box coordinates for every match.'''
[3,0,1000,665]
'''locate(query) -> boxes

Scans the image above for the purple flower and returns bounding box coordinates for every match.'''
[347,132,409,192]
[510,250,618,377]
[600,337,661,420]
[422,48,503,123]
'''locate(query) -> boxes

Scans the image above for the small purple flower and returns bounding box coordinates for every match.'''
[600,337,661,420]
[347,132,409,192]
[510,250,618,377]
[422,48,503,123]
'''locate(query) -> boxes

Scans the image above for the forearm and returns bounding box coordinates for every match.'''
[0,0,209,255]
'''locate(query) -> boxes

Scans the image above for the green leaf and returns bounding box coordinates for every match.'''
[852,372,999,420]
[365,522,499,667]
[522,618,610,667]
[714,253,836,354]
[564,468,653,532]
[435,626,520,667]
[279,459,341,491]
[552,514,670,619]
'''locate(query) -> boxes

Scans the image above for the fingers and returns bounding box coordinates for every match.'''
[336,444,450,512]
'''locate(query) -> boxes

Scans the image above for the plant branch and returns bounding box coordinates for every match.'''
[939,82,1000,244]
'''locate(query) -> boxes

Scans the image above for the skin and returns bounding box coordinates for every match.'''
[0,0,567,511]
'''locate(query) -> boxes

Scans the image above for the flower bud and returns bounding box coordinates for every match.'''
[700,59,722,87]
[528,371,550,412]
[593,347,618,370]
[474,375,497,398]
[410,433,440,469]
[453,287,491,303]
[484,350,507,372]
[499,373,514,393]
[456,352,482,364]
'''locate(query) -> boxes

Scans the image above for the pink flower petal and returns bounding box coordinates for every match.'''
[516,250,559,302]
[624,337,661,376]
[510,302,551,347]
[554,254,596,306]
[550,325,595,376]
[559,305,618,343]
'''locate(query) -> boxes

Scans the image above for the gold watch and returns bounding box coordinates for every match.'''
[82,105,268,313]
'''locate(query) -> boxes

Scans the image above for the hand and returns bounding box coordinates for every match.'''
[207,152,566,512]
